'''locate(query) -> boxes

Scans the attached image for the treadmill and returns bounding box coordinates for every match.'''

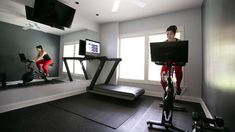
[63,56,145,100]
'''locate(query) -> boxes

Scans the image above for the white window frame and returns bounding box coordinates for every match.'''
[118,27,185,86]
[62,41,86,76]
[119,35,146,81]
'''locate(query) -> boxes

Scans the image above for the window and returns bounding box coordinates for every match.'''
[119,36,145,80]
[63,45,74,73]
[74,44,86,74]
[63,43,86,75]
[119,31,182,84]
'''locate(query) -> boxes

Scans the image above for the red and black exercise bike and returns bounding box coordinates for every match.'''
[19,53,48,85]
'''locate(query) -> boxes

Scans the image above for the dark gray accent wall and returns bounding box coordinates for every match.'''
[202,0,235,131]
[0,21,60,81]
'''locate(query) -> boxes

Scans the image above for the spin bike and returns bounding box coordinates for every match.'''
[147,40,189,132]
[19,54,48,85]
[147,62,187,132]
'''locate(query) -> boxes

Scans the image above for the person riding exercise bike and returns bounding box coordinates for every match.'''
[19,53,50,85]
[34,45,53,77]
[147,35,188,131]
[161,25,183,95]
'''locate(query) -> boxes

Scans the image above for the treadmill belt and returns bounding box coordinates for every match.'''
[50,93,150,129]
[90,84,145,100]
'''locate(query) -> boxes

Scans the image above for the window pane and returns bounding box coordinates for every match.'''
[74,44,86,74]
[63,45,74,73]
[149,32,180,42]
[148,33,180,81]
[148,61,162,81]
[148,34,166,81]
[120,36,145,80]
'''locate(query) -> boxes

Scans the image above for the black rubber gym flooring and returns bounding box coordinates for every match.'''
[49,93,152,129]
[0,93,205,132]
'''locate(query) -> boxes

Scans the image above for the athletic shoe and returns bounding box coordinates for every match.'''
[176,88,182,95]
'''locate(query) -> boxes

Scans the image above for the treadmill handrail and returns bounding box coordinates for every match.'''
[87,59,106,90]
[63,56,107,60]
[104,59,122,84]
[63,56,109,81]
[87,58,122,90]
[62,57,123,90]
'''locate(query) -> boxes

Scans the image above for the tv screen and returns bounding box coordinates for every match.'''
[85,39,100,56]
[53,1,75,28]
[26,0,75,30]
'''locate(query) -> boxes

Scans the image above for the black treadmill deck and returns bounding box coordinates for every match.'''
[90,84,145,100]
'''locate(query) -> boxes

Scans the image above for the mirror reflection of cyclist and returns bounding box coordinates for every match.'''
[34,45,53,77]
[160,25,183,95]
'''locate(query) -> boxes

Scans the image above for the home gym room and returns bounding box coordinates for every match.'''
[0,0,234,131]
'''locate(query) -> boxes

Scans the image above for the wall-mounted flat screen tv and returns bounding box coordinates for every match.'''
[25,0,75,30]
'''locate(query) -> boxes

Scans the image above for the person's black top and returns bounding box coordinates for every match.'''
[43,54,51,60]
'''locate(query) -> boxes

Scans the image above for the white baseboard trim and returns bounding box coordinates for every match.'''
[144,90,163,98]
[0,89,86,113]
[144,90,201,103]
[144,90,212,118]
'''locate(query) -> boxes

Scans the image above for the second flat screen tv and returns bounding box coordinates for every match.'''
[85,39,100,56]
[79,39,101,56]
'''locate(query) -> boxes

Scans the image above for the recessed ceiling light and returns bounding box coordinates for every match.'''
[75,1,79,4]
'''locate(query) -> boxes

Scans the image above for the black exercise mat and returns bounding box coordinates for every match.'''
[50,93,153,129]
[0,103,115,132]
[0,79,64,90]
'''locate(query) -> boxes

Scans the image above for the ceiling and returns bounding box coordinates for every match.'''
[0,0,203,35]
[72,0,203,23]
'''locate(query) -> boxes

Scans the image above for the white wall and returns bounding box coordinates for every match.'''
[99,22,119,84]
[100,22,119,58]
[100,8,202,98]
